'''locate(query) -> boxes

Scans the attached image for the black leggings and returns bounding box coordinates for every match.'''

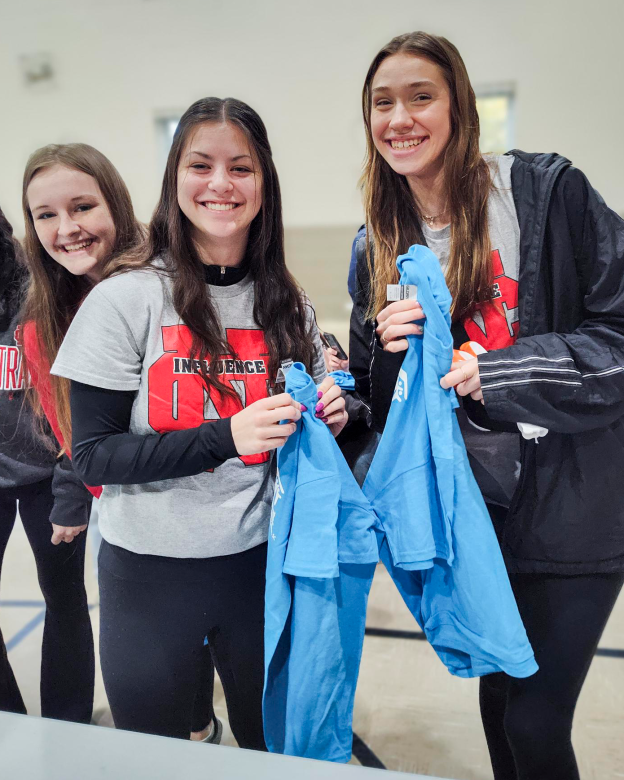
[0,478,94,722]
[98,539,267,748]
[480,571,623,780]
[0,623,25,714]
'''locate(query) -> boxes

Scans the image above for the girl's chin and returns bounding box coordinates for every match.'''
[197,222,249,240]
[57,255,102,277]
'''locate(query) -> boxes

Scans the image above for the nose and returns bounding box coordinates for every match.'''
[208,165,234,196]
[57,211,81,238]
[389,101,413,133]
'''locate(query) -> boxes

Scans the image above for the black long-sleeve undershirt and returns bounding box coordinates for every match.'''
[70,381,238,487]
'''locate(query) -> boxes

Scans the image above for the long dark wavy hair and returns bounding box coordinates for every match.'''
[106,97,316,397]
[21,143,144,447]
[0,207,27,332]
[362,32,493,321]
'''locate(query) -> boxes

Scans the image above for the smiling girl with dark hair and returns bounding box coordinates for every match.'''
[51,97,346,744]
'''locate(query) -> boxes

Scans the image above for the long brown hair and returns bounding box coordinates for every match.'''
[362,31,493,321]
[21,143,143,448]
[106,97,316,399]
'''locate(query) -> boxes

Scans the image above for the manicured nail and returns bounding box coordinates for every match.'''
[322,417,329,423]
[300,404,308,412]
[316,402,324,412]
[317,391,323,399]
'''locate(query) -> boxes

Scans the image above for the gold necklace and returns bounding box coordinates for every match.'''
[421,211,447,228]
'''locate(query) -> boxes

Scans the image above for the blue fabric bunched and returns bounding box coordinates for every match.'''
[264,255,538,761]
[364,244,538,679]
[263,364,378,762]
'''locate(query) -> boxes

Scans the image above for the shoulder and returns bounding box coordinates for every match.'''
[98,264,168,297]
[87,265,170,315]
[506,149,598,220]
[506,149,574,192]
[351,225,368,264]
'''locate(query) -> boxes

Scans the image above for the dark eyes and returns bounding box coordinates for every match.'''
[36,203,95,220]
[374,94,431,108]
[190,163,253,174]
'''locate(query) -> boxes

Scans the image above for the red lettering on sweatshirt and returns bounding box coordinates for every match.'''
[463,249,519,350]
[147,324,271,467]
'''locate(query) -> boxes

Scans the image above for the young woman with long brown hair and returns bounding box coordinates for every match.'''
[50,97,347,745]
[13,142,143,723]
[347,31,624,780]
[0,202,91,722]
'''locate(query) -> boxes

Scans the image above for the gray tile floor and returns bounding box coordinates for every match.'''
[2,518,623,779]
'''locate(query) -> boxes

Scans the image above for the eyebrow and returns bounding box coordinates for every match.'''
[372,80,436,94]
[188,151,253,162]
[31,195,96,211]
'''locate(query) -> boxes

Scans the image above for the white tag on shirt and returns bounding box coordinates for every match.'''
[275,359,294,383]
[387,284,418,302]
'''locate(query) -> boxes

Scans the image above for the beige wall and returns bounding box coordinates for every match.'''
[1,0,623,236]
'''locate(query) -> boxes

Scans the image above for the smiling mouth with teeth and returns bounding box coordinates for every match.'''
[202,202,240,211]
[388,138,426,149]
[60,239,94,253]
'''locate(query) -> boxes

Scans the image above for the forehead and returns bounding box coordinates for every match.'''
[27,165,101,203]
[372,53,445,91]
[181,121,252,159]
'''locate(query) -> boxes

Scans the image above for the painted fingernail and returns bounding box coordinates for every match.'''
[316,402,324,412]
[317,391,323,399]
[300,404,308,412]
[322,417,329,423]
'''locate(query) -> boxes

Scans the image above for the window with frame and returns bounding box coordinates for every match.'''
[476,85,515,154]
[155,115,182,168]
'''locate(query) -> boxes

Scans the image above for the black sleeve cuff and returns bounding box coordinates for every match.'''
[199,417,239,467]
[50,455,94,526]
[50,495,92,527]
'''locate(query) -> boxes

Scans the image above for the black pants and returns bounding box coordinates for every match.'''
[192,646,216,733]
[0,478,94,722]
[98,539,267,748]
[480,570,623,780]
[0,623,25,714]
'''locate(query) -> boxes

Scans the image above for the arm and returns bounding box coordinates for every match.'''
[70,381,238,486]
[479,168,624,434]
[70,381,304,486]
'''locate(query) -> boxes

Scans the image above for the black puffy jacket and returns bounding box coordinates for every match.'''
[347,151,624,575]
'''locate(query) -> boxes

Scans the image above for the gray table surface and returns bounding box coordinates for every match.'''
[0,712,454,780]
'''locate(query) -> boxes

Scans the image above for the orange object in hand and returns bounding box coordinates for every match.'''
[453,341,487,363]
